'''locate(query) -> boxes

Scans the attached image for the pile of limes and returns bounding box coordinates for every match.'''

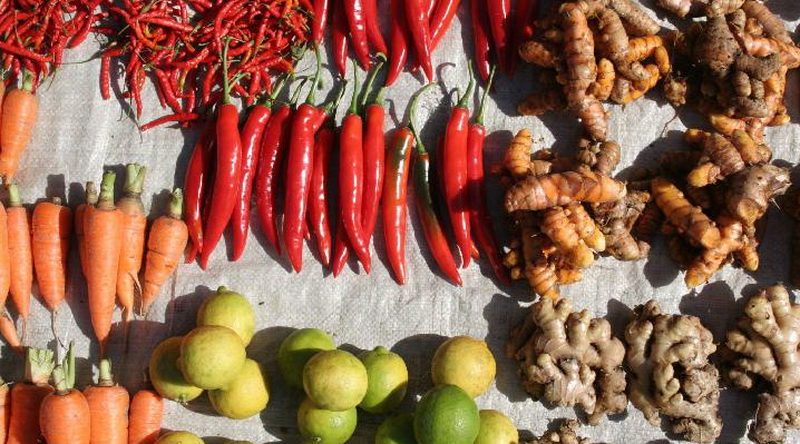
[148,287,270,419]
[278,329,410,444]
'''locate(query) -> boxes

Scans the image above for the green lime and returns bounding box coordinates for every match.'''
[179,325,246,390]
[154,431,204,444]
[358,346,408,414]
[148,336,203,403]
[278,328,336,389]
[297,397,357,444]
[474,410,519,444]
[431,336,496,397]
[303,349,368,411]
[209,359,270,419]
[196,287,256,346]
[375,413,417,444]
[414,385,480,444]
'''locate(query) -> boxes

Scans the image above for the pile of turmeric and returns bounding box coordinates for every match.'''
[663,2,800,141]
[518,0,667,141]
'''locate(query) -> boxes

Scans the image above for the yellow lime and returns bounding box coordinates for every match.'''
[154,431,204,444]
[297,397,357,444]
[303,349,368,411]
[149,336,203,403]
[474,410,519,444]
[359,346,408,414]
[375,413,417,444]
[196,287,256,346]
[209,359,270,419]
[179,325,246,390]
[278,328,336,389]
[431,336,496,397]
[414,385,479,444]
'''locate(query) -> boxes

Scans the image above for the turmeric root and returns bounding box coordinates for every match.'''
[504,129,535,179]
[518,90,565,117]
[519,41,558,68]
[561,3,597,108]
[591,190,652,260]
[651,177,721,249]
[506,168,626,212]
[576,139,620,176]
[741,0,791,44]
[628,35,664,61]
[588,58,615,101]
[725,164,790,228]
[685,214,746,287]
[540,206,597,269]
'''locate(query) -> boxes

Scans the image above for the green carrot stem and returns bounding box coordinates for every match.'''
[98,359,114,386]
[21,70,34,92]
[123,164,146,196]
[25,347,55,385]
[168,188,184,219]
[6,184,21,207]
[97,171,117,211]
[85,182,98,206]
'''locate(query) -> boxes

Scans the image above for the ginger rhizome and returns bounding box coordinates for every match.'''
[518,0,666,141]
[525,419,609,444]
[506,298,627,424]
[725,284,800,444]
[625,300,722,443]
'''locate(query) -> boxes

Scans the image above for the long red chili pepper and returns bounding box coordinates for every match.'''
[442,67,475,268]
[332,0,349,76]
[472,0,493,83]
[386,0,410,86]
[404,0,433,81]
[312,0,330,43]
[467,67,508,283]
[514,0,538,42]
[184,120,216,263]
[344,0,372,69]
[429,0,460,50]
[231,79,285,261]
[200,41,243,270]
[284,50,325,272]
[486,0,512,74]
[331,222,349,276]
[363,0,387,55]
[361,62,386,247]
[410,100,462,286]
[382,84,435,284]
[309,125,335,267]
[338,67,372,273]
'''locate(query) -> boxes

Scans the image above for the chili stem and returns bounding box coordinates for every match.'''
[456,62,475,109]
[475,65,497,126]
[408,84,437,153]
[305,46,322,105]
[360,54,385,109]
[348,61,359,115]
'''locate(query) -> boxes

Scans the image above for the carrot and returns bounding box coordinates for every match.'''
[116,164,146,324]
[85,359,129,444]
[40,342,91,444]
[7,184,32,328]
[139,189,187,315]
[0,312,22,355]
[76,182,98,278]
[0,200,10,310]
[0,377,10,443]
[85,171,123,355]
[0,72,39,180]
[127,390,163,444]
[7,347,55,444]
[32,197,72,312]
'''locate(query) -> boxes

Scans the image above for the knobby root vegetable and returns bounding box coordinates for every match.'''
[525,419,609,444]
[651,177,721,248]
[505,168,626,212]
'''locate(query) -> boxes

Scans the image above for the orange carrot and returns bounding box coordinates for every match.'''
[7,184,32,328]
[0,72,39,180]
[140,189,187,315]
[76,182,98,278]
[127,390,163,444]
[0,377,10,443]
[7,347,55,444]
[84,359,129,444]
[0,312,22,355]
[0,200,9,310]
[85,171,123,355]
[32,197,72,312]
[116,164,146,324]
[40,342,90,444]
[0,80,5,146]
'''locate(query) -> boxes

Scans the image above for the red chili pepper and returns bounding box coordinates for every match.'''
[442,67,475,267]
[486,0,512,74]
[140,113,200,131]
[382,84,435,284]
[312,0,330,43]
[344,0,372,69]
[514,0,538,42]
[429,0,460,50]
[467,67,508,283]
[338,68,372,273]
[331,222,349,276]
[332,0,349,76]
[200,41,244,269]
[184,120,216,263]
[363,0,387,55]
[360,64,386,248]
[100,54,112,100]
[386,0,409,86]
[471,0,493,83]
[309,125,335,267]
[404,0,433,81]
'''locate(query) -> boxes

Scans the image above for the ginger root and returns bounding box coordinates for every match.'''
[725,284,800,443]
[625,300,722,443]
[525,419,609,444]
[507,298,627,424]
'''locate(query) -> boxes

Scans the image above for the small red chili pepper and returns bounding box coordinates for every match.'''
[100,54,112,100]
[486,0,512,74]
[344,0,372,69]
[312,0,330,44]
[363,0,387,55]
[386,0,409,86]
[140,113,200,131]
[471,0,493,83]
[332,0,349,76]
[184,119,216,263]
[382,84,435,284]
[200,40,244,269]
[428,0,460,50]
[467,67,508,283]
[404,0,433,81]
[442,66,476,267]
[309,125,335,267]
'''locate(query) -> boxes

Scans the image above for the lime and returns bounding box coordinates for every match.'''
[297,397,357,444]
[154,431,204,444]
[196,287,256,346]
[431,336,496,397]
[278,328,336,389]
[148,336,203,403]
[375,413,417,444]
[179,325,246,390]
[304,349,368,411]
[209,359,270,419]
[474,410,519,444]
[414,385,479,444]
[358,346,408,414]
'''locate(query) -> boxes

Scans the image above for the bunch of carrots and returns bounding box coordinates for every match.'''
[0,342,164,444]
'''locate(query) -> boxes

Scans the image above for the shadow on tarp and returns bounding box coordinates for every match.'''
[391,333,448,404]
[483,293,530,403]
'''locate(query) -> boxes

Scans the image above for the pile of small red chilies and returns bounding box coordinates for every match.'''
[0,0,104,89]
[98,0,310,126]
[472,0,538,82]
